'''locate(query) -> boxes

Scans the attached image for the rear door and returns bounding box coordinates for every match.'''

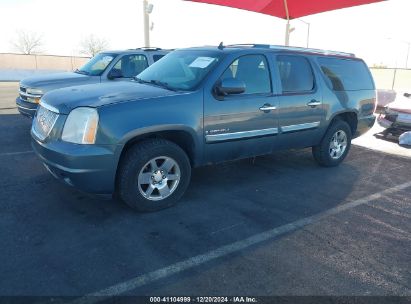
[203,54,279,163]
[273,54,325,149]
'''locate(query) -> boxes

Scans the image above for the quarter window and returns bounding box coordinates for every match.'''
[276,55,314,93]
[317,57,374,91]
[112,55,148,78]
[221,55,271,94]
[153,54,165,62]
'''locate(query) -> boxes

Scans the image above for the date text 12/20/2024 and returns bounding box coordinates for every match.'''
[149,297,258,303]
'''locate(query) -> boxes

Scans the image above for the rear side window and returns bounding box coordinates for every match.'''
[153,55,165,62]
[317,57,374,91]
[276,55,314,93]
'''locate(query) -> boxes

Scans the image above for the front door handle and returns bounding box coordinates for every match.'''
[259,104,277,112]
[307,100,321,107]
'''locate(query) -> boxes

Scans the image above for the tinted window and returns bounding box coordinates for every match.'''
[153,55,165,62]
[112,55,148,78]
[277,55,314,93]
[317,57,374,91]
[221,55,271,94]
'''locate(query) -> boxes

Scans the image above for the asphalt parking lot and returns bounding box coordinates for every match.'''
[0,82,410,298]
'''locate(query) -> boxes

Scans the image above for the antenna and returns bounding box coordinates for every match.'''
[218,42,224,50]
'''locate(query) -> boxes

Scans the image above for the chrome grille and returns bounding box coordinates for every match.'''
[19,86,27,101]
[32,105,59,140]
[19,86,42,103]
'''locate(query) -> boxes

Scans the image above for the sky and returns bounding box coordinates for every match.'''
[0,0,410,68]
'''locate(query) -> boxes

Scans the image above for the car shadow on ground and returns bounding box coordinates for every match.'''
[373,130,411,149]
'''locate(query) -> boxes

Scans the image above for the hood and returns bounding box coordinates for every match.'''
[20,72,94,91]
[40,81,181,114]
[387,93,411,114]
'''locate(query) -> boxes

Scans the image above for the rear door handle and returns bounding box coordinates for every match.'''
[259,104,277,112]
[307,100,321,107]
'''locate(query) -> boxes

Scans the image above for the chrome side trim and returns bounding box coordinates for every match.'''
[281,121,320,133]
[39,101,59,113]
[259,105,277,111]
[206,127,278,143]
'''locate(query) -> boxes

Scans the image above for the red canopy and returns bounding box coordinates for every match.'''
[187,0,385,20]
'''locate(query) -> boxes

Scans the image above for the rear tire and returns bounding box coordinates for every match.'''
[312,119,352,167]
[117,139,191,212]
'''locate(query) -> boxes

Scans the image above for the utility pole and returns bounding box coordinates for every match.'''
[284,19,290,46]
[299,19,310,48]
[283,0,290,46]
[143,0,150,47]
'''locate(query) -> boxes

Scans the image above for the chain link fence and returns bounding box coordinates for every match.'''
[370,68,411,91]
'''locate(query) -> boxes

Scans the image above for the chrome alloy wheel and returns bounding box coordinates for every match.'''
[329,130,348,160]
[137,156,181,201]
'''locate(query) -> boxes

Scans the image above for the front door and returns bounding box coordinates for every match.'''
[204,54,279,163]
[107,54,149,81]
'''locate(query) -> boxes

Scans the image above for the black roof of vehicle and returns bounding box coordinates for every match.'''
[182,43,356,59]
[101,48,171,55]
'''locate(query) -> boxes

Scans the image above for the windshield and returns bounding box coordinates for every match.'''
[136,50,222,91]
[76,53,117,76]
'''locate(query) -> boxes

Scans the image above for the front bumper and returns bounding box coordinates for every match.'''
[16,97,38,118]
[355,114,376,138]
[31,135,120,194]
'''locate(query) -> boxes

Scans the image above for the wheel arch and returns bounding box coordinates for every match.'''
[328,111,358,135]
[116,125,200,169]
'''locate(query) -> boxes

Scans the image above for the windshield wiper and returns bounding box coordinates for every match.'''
[133,77,150,84]
[74,69,89,75]
[133,77,178,91]
[149,80,178,91]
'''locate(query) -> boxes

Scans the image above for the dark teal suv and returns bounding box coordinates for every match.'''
[31,44,376,212]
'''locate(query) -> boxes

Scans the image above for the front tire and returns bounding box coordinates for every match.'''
[312,119,352,167]
[118,139,191,212]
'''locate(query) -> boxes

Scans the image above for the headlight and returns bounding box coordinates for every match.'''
[61,107,99,144]
[26,88,43,95]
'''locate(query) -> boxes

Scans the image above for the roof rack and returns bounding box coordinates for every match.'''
[226,44,355,57]
[128,47,163,51]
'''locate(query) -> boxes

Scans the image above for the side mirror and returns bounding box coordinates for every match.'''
[107,69,123,80]
[215,78,246,96]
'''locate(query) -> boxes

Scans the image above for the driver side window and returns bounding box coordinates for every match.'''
[221,55,271,94]
[112,55,148,78]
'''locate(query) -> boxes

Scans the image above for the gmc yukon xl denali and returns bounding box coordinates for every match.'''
[31,44,376,212]
[17,48,169,118]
